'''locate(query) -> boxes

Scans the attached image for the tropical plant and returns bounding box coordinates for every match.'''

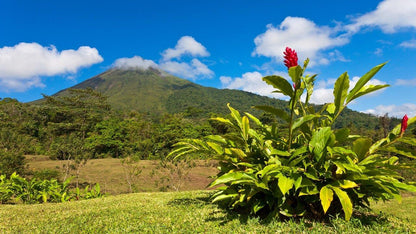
[0,173,72,204]
[169,47,416,221]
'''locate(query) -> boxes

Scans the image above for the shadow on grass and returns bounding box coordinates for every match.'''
[167,194,211,206]
[205,204,391,228]
[167,193,391,228]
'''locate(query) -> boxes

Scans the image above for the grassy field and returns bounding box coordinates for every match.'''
[26,156,218,194]
[0,190,415,233]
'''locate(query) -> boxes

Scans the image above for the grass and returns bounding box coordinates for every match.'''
[0,190,415,233]
[26,156,218,194]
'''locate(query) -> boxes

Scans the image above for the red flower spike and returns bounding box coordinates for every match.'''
[401,114,408,135]
[293,83,296,90]
[283,47,298,69]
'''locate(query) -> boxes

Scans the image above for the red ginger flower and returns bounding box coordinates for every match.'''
[401,114,408,135]
[283,47,298,69]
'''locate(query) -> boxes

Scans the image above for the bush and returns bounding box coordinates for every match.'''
[170,49,416,221]
[0,173,103,204]
[0,149,25,177]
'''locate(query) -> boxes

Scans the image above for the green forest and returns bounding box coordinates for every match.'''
[0,87,404,179]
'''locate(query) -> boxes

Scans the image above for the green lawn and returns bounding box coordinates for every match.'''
[1,191,415,233]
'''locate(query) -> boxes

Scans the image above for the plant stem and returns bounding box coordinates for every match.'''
[288,89,297,151]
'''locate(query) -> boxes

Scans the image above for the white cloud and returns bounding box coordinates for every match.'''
[253,17,349,66]
[307,76,386,105]
[395,78,416,86]
[374,48,383,56]
[162,36,209,61]
[400,40,416,48]
[159,58,214,80]
[347,0,416,33]
[113,56,158,69]
[0,42,103,91]
[363,103,416,118]
[220,71,287,99]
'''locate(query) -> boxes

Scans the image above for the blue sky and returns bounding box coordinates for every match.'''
[1,0,416,117]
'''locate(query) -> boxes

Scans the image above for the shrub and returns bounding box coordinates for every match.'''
[170,48,416,221]
[0,173,103,204]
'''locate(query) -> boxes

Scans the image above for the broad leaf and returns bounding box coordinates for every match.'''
[209,172,254,187]
[332,187,353,221]
[335,180,359,189]
[212,194,238,203]
[245,112,263,127]
[206,142,224,155]
[349,84,389,102]
[346,62,387,104]
[288,65,302,85]
[292,114,319,132]
[262,75,293,97]
[334,128,350,144]
[333,72,349,114]
[353,138,372,161]
[210,117,233,126]
[278,174,294,195]
[309,127,334,161]
[381,147,416,159]
[227,103,242,128]
[320,186,333,214]
[241,116,250,141]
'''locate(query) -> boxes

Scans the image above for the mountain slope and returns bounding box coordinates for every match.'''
[40,67,389,129]
[51,68,289,116]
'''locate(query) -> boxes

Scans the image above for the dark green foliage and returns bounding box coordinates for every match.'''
[170,62,416,221]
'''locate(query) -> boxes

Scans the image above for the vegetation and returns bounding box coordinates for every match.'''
[0,172,102,204]
[0,51,415,231]
[0,191,415,233]
[170,49,416,221]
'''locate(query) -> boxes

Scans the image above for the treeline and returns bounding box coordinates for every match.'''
[0,89,217,176]
[0,88,401,177]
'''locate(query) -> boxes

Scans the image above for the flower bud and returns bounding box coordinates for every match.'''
[283,47,298,69]
[401,114,408,135]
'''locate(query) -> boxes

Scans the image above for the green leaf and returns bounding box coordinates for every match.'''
[291,114,319,132]
[230,148,247,159]
[288,65,303,85]
[333,72,349,114]
[332,187,353,221]
[349,84,389,102]
[254,105,290,122]
[309,127,334,161]
[398,137,416,146]
[303,74,317,105]
[278,174,294,195]
[352,138,372,161]
[241,116,250,141]
[210,117,233,126]
[335,180,359,189]
[326,103,336,115]
[245,112,263,127]
[262,75,293,97]
[209,172,254,187]
[391,181,416,192]
[205,135,227,144]
[227,103,242,128]
[381,146,416,159]
[346,62,387,104]
[270,149,291,157]
[212,194,238,203]
[334,128,350,144]
[206,142,224,155]
[320,186,334,214]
